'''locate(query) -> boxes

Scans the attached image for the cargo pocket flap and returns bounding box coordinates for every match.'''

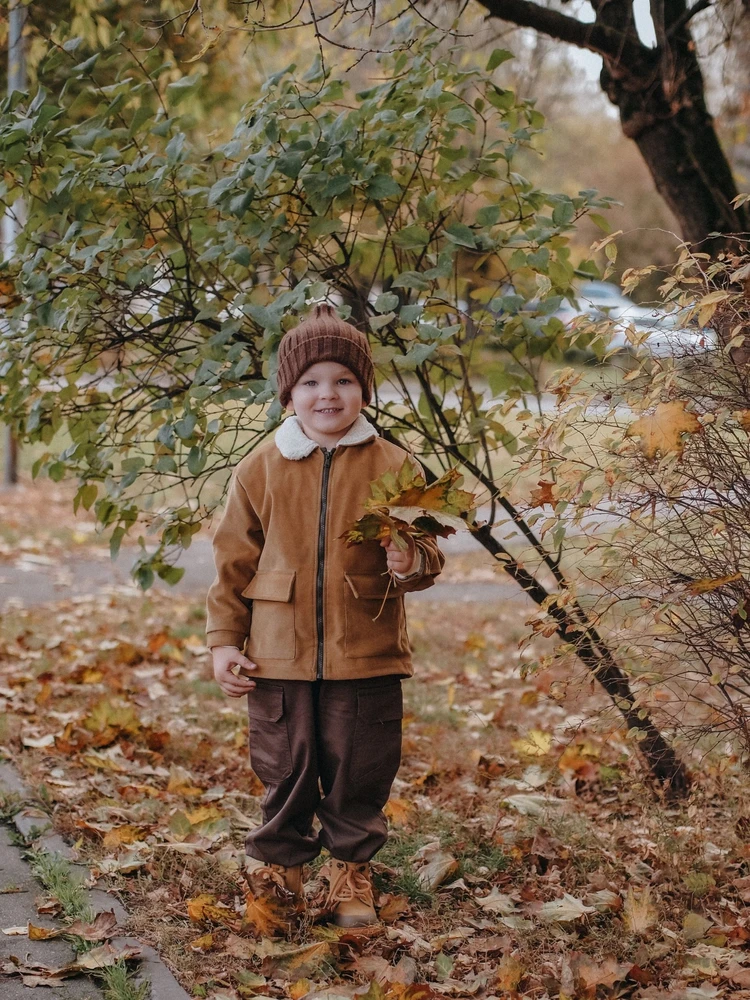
[357,686,404,721]
[241,571,295,602]
[345,573,398,600]
[247,685,284,722]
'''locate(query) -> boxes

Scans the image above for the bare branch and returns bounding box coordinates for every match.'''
[473,0,646,63]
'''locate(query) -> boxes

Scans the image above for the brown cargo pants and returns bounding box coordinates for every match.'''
[244,675,403,868]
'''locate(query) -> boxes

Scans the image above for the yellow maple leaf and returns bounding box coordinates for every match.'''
[384,797,413,826]
[189,932,215,952]
[512,729,552,756]
[185,805,223,826]
[101,825,146,849]
[242,892,291,937]
[625,401,701,458]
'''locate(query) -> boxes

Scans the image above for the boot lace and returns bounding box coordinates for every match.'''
[245,860,289,892]
[324,862,374,909]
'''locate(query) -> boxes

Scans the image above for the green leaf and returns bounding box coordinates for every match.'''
[230,245,252,266]
[392,271,430,290]
[589,213,611,234]
[444,223,477,248]
[159,565,186,586]
[392,225,430,250]
[486,49,513,71]
[367,175,401,199]
[552,200,575,226]
[374,292,400,314]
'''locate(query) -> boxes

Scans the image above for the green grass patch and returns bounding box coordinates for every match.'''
[26,849,151,1000]
[27,849,94,922]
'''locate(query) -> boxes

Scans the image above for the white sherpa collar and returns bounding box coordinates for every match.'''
[274,413,378,460]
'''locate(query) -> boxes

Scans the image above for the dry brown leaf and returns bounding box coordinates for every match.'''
[222,933,257,960]
[64,911,119,941]
[287,978,313,999]
[242,892,290,937]
[260,940,338,980]
[495,953,524,991]
[378,894,411,923]
[625,401,701,458]
[623,887,658,934]
[530,480,556,507]
[73,942,141,970]
[412,844,459,891]
[573,955,631,995]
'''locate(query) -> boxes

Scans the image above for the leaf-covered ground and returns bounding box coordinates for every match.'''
[0,574,749,999]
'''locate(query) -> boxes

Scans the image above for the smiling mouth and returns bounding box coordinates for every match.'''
[315,408,343,414]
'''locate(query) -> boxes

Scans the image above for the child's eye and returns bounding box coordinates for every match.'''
[338,378,351,384]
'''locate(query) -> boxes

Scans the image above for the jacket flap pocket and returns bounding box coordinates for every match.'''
[247,685,284,722]
[241,571,295,602]
[357,686,403,721]
[345,573,398,600]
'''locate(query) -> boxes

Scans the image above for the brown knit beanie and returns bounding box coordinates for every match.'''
[277,304,374,407]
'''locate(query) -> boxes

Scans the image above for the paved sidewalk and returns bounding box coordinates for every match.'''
[0,761,190,999]
[0,533,528,611]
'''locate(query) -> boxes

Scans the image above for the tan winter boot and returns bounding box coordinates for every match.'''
[244,857,304,901]
[322,858,378,927]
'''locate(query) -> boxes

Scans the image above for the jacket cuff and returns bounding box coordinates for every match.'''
[206,630,247,649]
[393,547,424,581]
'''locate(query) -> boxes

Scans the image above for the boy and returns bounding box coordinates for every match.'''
[205,304,444,927]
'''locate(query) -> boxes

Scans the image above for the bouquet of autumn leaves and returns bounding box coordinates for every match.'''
[342,458,480,610]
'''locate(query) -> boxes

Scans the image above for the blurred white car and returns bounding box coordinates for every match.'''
[556,281,715,357]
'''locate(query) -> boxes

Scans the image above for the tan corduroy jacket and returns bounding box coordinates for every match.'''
[205,414,445,681]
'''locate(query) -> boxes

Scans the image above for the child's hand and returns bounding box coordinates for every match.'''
[381,533,419,576]
[212,646,258,698]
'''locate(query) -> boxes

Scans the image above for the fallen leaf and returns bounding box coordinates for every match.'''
[495,953,524,991]
[384,798,414,827]
[260,940,339,981]
[190,931,216,952]
[537,893,596,922]
[683,911,713,943]
[73,942,141,970]
[623,887,658,934]
[243,892,291,936]
[475,889,518,915]
[511,729,552,757]
[222,933,257,960]
[411,843,459,891]
[102,825,147,849]
[378,894,411,923]
[573,955,631,994]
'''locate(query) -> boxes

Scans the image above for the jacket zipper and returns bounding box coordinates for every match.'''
[316,447,335,680]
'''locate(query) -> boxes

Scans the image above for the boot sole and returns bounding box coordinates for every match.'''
[333,913,379,927]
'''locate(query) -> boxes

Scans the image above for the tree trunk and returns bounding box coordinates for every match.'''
[475,0,750,249]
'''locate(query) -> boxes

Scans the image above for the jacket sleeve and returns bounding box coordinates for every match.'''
[389,454,446,593]
[205,467,265,649]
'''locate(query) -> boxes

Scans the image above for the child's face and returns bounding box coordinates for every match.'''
[287,361,364,442]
